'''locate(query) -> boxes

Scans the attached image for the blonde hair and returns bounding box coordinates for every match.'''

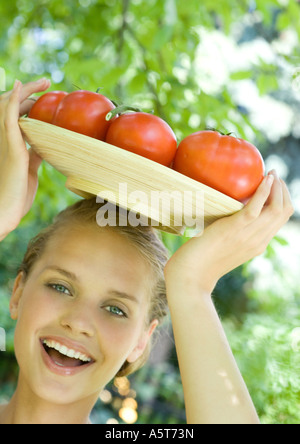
[17,198,169,377]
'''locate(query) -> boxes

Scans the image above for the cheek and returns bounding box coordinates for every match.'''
[89,315,147,386]
[17,287,59,330]
[13,289,56,358]
[98,317,138,347]
[96,314,144,360]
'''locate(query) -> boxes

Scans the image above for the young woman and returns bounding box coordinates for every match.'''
[0,79,294,424]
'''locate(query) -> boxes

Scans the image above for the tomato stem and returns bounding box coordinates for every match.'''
[106,105,143,121]
[205,127,236,137]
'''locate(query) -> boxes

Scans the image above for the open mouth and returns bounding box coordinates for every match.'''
[41,338,94,371]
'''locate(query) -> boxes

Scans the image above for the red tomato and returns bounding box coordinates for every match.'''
[105,112,177,167]
[28,91,68,123]
[52,90,115,140]
[173,130,265,201]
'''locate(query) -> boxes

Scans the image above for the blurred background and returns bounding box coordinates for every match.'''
[0,0,300,424]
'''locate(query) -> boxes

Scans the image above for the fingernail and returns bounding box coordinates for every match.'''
[266,174,274,185]
[13,79,20,89]
[36,77,47,84]
[268,169,278,177]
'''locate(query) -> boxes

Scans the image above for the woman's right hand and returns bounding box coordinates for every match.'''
[0,78,51,240]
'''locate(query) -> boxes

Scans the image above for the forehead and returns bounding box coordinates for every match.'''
[35,225,152,298]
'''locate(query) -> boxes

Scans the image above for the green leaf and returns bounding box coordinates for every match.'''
[230,70,253,81]
[273,235,289,247]
[257,74,279,95]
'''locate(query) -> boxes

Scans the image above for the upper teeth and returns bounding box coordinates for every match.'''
[43,339,92,363]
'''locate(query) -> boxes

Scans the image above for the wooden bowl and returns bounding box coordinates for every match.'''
[19,117,243,235]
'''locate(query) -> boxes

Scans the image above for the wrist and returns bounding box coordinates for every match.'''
[164,247,219,299]
[164,267,218,297]
[164,273,217,303]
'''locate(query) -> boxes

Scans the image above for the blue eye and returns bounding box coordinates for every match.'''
[47,283,71,295]
[105,306,127,318]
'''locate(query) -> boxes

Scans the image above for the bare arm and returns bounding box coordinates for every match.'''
[165,173,294,424]
[0,78,50,240]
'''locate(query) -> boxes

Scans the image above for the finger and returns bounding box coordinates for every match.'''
[239,174,274,223]
[1,79,49,103]
[259,177,293,235]
[20,78,51,103]
[280,179,294,220]
[5,81,35,160]
[24,148,43,217]
[265,170,283,210]
[19,98,37,116]
[0,90,12,100]
[281,179,292,208]
[5,81,24,145]
[28,147,43,176]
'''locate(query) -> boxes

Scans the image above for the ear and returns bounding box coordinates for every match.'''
[10,272,25,320]
[126,319,159,364]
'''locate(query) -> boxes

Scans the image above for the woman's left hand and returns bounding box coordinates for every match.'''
[164,171,294,295]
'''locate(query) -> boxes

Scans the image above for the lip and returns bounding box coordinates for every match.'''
[40,336,96,377]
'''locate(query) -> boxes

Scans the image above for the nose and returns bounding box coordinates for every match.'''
[60,302,95,338]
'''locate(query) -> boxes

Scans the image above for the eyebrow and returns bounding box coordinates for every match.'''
[42,266,139,304]
[106,290,139,305]
[42,266,79,282]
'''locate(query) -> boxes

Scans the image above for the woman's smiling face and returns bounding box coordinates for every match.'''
[10,225,157,405]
